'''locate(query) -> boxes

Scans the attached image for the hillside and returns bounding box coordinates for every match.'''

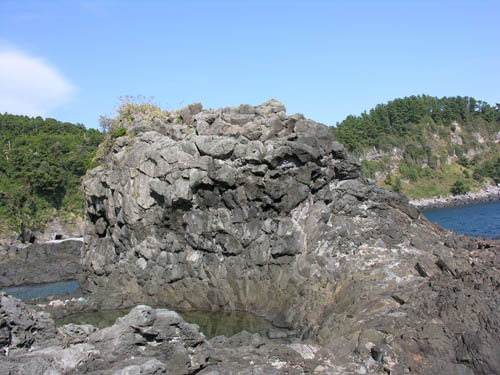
[0,114,103,236]
[332,95,500,198]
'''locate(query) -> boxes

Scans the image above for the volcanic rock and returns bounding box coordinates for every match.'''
[0,239,83,288]
[1,294,337,374]
[73,100,500,374]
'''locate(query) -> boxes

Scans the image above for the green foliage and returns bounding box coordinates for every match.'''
[113,127,127,138]
[332,95,499,153]
[393,177,402,193]
[454,145,464,158]
[384,172,393,186]
[401,163,479,199]
[361,160,380,179]
[457,156,469,167]
[450,179,469,196]
[382,171,402,193]
[399,162,421,182]
[0,114,104,233]
[332,95,500,198]
[428,154,438,169]
[473,154,500,184]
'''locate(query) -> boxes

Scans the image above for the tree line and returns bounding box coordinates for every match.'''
[0,114,104,234]
[333,95,499,152]
[332,95,500,197]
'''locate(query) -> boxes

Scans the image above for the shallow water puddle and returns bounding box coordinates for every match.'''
[55,308,278,339]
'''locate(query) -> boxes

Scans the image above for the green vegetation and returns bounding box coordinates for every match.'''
[450,179,469,196]
[332,95,500,198]
[0,97,170,236]
[0,114,104,235]
[473,154,500,184]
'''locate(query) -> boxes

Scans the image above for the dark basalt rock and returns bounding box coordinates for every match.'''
[5,100,497,374]
[0,294,340,374]
[0,239,83,288]
[0,292,59,352]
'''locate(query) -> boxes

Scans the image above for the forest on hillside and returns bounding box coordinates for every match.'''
[332,95,500,198]
[0,114,103,234]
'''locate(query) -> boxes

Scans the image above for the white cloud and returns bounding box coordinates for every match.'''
[0,49,75,117]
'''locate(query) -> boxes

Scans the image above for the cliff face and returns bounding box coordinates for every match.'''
[81,100,500,374]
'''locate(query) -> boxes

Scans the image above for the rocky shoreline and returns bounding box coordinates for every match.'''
[410,185,500,209]
[2,100,500,374]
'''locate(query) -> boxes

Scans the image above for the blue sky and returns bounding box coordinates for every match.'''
[1,0,499,129]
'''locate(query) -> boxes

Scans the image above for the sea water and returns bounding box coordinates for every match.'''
[422,200,500,239]
[2,280,79,300]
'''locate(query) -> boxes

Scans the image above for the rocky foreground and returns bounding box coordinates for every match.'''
[2,100,499,374]
[1,292,352,374]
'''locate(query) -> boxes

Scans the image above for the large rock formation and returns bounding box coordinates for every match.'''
[79,100,500,374]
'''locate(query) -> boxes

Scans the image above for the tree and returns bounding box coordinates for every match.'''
[99,116,112,133]
[0,113,104,232]
[450,179,468,196]
[384,172,393,186]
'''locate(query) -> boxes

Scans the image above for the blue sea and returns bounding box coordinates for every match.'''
[2,280,79,300]
[422,200,500,239]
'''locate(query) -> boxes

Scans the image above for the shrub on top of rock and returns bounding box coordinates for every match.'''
[99,96,170,134]
[93,96,172,165]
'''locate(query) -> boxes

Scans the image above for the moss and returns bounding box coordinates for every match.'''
[113,127,127,138]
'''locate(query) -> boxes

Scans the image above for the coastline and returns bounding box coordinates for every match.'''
[410,185,500,210]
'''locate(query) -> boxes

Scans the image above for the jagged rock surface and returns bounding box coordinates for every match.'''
[0,293,59,352]
[0,295,339,374]
[78,100,500,374]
